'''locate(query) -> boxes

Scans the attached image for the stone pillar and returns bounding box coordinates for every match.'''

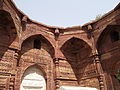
[14,50,20,66]
[94,51,107,90]
[87,24,107,90]
[13,50,21,90]
[54,58,60,89]
[93,54,105,90]
[54,28,60,89]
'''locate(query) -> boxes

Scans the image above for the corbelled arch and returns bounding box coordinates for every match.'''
[96,25,111,54]
[20,34,55,58]
[60,37,92,84]
[0,10,18,57]
[96,25,120,90]
[0,10,20,49]
[15,34,56,90]
[97,25,120,54]
[0,9,20,36]
[0,9,20,90]
[60,37,92,63]
[59,35,92,50]
[21,32,55,50]
[96,25,120,72]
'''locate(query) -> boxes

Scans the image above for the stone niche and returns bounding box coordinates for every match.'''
[20,66,46,90]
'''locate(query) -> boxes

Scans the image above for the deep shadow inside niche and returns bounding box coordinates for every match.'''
[34,39,41,49]
[96,25,120,89]
[110,30,120,42]
[97,25,120,54]
[60,37,92,84]
[0,10,17,61]
[21,35,54,57]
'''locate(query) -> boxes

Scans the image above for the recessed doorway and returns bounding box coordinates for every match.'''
[20,66,46,90]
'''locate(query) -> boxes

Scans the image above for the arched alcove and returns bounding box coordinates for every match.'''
[0,10,18,89]
[0,10,17,45]
[0,10,17,60]
[97,25,120,71]
[17,34,55,90]
[97,25,120,90]
[20,66,46,90]
[97,25,120,54]
[21,34,55,59]
[60,37,92,84]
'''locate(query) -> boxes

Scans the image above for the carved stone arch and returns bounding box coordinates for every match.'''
[96,25,120,54]
[2,1,22,35]
[21,63,47,80]
[96,25,120,90]
[20,64,47,90]
[21,33,55,50]
[20,34,55,58]
[60,37,92,60]
[60,36,92,49]
[60,37,92,83]
[0,9,20,35]
[0,10,19,54]
[96,25,110,53]
[18,34,55,90]
[0,10,17,33]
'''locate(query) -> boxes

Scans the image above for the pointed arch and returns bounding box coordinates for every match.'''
[60,37,92,82]
[21,33,55,49]
[97,25,120,54]
[20,64,46,90]
[21,34,55,58]
[0,10,18,35]
[0,10,19,61]
[60,36,92,49]
[61,37,92,60]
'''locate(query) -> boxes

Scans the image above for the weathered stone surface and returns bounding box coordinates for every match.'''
[0,0,120,90]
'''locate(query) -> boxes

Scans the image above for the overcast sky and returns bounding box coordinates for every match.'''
[13,0,119,27]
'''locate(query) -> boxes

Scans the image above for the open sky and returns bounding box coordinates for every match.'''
[13,0,119,27]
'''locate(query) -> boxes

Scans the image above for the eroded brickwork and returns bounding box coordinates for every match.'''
[0,0,120,90]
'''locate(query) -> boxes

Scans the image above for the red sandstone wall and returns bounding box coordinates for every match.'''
[0,0,120,90]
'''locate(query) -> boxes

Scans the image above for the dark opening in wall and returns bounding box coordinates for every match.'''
[115,69,120,84]
[110,31,120,42]
[34,39,41,49]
